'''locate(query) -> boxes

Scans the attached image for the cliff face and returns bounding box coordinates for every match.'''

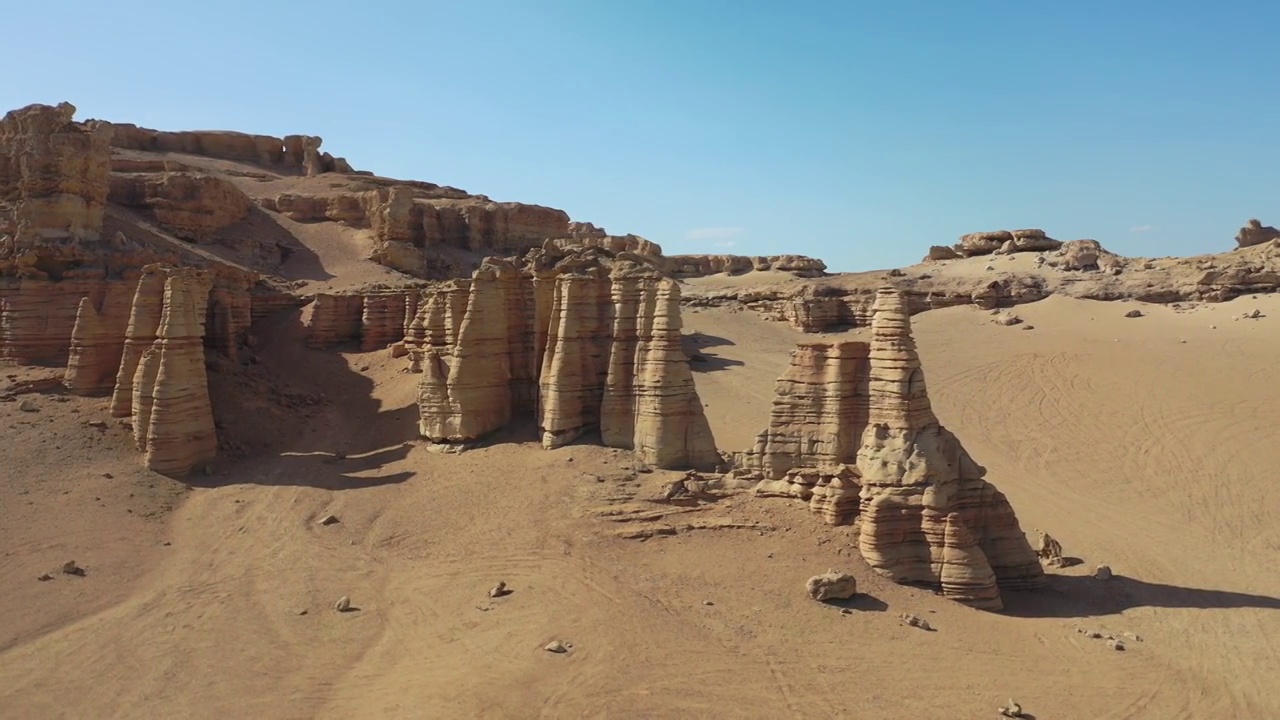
[0,102,112,279]
[106,124,352,176]
[663,254,827,278]
[414,249,719,470]
[739,288,1044,610]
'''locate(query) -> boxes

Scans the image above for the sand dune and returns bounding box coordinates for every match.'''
[3,291,1277,719]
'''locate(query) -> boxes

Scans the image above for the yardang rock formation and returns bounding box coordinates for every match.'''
[413,248,719,470]
[740,288,1045,610]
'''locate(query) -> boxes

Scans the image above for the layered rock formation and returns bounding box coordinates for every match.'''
[414,249,718,469]
[738,288,1044,610]
[664,254,827,278]
[108,172,253,242]
[107,124,352,175]
[955,229,1060,257]
[128,267,217,475]
[0,102,111,277]
[1235,219,1280,249]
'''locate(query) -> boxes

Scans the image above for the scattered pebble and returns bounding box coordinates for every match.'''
[900,613,933,631]
[318,514,339,526]
[544,641,569,654]
[18,399,38,412]
[297,609,309,616]
[1094,564,1113,581]
[61,560,84,576]
[489,581,511,598]
[37,573,53,582]
[998,698,1027,718]
[702,600,715,606]
[334,596,352,612]
[1124,309,1143,318]
[1107,638,1127,651]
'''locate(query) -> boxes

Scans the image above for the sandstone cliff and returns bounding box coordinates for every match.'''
[414,249,718,469]
[738,288,1044,610]
[107,124,352,176]
[108,172,252,242]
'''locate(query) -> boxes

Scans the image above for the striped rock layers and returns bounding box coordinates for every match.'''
[414,251,718,470]
[128,267,217,475]
[740,287,1044,610]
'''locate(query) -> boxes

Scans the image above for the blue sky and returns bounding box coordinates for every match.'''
[6,1,1278,271]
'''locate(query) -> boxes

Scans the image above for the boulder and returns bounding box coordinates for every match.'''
[805,571,858,601]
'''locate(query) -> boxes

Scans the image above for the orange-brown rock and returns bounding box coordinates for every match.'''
[415,250,718,469]
[129,267,217,475]
[664,254,827,278]
[108,172,252,242]
[110,265,170,416]
[63,289,131,395]
[1,102,112,278]
[107,124,353,175]
[957,229,1060,257]
[738,288,1044,610]
[1235,219,1280,249]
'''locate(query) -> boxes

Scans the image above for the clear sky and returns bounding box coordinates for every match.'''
[6,1,1278,271]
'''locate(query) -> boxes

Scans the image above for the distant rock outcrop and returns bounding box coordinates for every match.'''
[413,248,719,470]
[737,288,1045,610]
[956,229,1060,257]
[664,254,826,278]
[107,124,352,176]
[1235,219,1280,249]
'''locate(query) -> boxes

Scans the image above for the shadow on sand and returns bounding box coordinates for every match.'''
[822,594,890,613]
[198,308,417,489]
[682,332,744,373]
[1002,573,1280,619]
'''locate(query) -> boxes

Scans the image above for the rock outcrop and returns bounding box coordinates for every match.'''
[129,267,217,475]
[663,254,827,278]
[414,249,718,469]
[738,288,1044,610]
[107,124,352,176]
[0,102,112,278]
[1234,219,1280,249]
[108,172,253,242]
[63,290,131,395]
[956,229,1060,257]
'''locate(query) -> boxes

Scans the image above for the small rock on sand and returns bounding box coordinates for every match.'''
[334,596,351,612]
[489,581,510,598]
[18,399,38,412]
[318,514,339,526]
[806,570,858,601]
[1094,564,1113,581]
[544,641,569,654]
[900,613,933,631]
[61,560,84,576]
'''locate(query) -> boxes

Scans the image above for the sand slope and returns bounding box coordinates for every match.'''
[2,294,1278,718]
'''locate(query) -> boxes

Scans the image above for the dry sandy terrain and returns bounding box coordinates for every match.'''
[2,288,1279,718]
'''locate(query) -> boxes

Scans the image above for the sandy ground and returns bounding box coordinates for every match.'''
[2,289,1279,718]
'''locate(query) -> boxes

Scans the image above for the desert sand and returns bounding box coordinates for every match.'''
[3,103,1279,719]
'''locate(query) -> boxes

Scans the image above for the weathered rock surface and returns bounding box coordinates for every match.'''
[108,124,353,175]
[0,102,112,283]
[924,245,960,262]
[664,254,826,279]
[110,265,169,416]
[1234,219,1280,249]
[126,266,217,475]
[64,293,129,395]
[108,172,252,242]
[956,229,1059,257]
[415,249,718,469]
[738,288,1044,610]
[806,571,858,601]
